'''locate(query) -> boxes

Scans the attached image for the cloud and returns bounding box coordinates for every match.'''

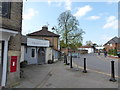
[64,0,72,10]
[106,0,118,4]
[86,16,101,20]
[47,0,52,5]
[103,16,118,29]
[74,5,92,18]
[23,8,39,20]
[47,0,72,10]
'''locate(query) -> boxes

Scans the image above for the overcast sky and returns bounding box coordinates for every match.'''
[22,0,118,45]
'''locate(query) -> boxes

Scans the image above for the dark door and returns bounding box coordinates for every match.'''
[0,41,4,85]
[38,48,46,64]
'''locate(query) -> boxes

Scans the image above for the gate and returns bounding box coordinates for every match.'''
[38,48,46,64]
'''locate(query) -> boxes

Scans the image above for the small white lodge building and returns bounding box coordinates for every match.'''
[78,46,94,53]
[21,36,54,64]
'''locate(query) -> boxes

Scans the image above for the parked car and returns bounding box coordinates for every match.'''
[71,53,80,58]
[117,50,120,58]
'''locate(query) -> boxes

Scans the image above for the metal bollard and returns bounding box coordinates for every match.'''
[64,55,65,63]
[109,61,116,82]
[83,58,87,73]
[66,55,68,65]
[70,55,73,68]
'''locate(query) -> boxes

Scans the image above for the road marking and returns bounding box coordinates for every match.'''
[73,62,119,78]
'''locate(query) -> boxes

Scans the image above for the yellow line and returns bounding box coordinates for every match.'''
[73,62,119,78]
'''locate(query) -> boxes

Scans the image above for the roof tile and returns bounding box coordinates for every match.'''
[27,26,60,37]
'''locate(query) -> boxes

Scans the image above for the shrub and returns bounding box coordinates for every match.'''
[108,49,117,56]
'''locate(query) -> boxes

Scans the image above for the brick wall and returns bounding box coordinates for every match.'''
[104,43,118,52]
[0,1,23,32]
[2,1,23,87]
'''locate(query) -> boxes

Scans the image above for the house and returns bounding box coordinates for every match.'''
[27,26,60,62]
[104,36,120,52]
[0,1,23,87]
[104,36,120,57]
[95,46,104,53]
[21,36,50,64]
[78,46,94,53]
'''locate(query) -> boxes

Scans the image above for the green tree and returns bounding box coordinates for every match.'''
[86,41,93,46]
[53,10,85,49]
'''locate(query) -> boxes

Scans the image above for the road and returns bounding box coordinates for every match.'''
[73,53,118,77]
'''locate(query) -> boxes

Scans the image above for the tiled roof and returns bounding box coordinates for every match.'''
[104,36,120,45]
[27,26,60,37]
[79,46,92,48]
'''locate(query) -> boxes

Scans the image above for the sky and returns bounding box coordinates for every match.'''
[22,0,118,45]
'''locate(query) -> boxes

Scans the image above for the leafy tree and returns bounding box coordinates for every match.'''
[60,40,67,48]
[53,10,85,49]
[86,41,93,46]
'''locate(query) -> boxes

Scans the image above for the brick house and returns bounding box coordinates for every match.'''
[104,36,120,53]
[27,26,60,62]
[0,1,23,87]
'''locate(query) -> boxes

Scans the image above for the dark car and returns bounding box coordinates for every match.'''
[117,50,120,58]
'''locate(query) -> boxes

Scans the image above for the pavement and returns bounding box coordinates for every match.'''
[13,58,118,88]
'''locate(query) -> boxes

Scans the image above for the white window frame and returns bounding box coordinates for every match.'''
[110,44,112,46]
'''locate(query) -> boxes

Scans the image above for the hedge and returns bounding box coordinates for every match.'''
[108,49,117,56]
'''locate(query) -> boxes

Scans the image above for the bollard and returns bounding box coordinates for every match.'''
[83,58,87,73]
[66,55,68,65]
[70,55,73,68]
[109,61,116,82]
[64,55,65,63]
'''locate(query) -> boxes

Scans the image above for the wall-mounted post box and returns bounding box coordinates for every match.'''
[10,56,17,72]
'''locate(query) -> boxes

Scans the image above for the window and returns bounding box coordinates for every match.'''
[110,44,112,46]
[0,2,11,18]
[31,49,35,58]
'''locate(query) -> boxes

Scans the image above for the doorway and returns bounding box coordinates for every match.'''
[38,48,46,64]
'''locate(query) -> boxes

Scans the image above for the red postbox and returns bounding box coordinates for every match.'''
[10,56,17,72]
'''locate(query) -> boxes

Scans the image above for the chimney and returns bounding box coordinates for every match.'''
[42,25,48,31]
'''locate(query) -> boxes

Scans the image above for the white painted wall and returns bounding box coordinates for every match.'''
[78,48,94,53]
[87,48,94,53]
[96,47,104,50]
[46,47,52,63]
[20,46,25,63]
[0,43,1,64]
[27,38,49,47]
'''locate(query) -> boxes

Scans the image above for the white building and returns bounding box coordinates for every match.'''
[78,46,94,53]
[21,36,51,64]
